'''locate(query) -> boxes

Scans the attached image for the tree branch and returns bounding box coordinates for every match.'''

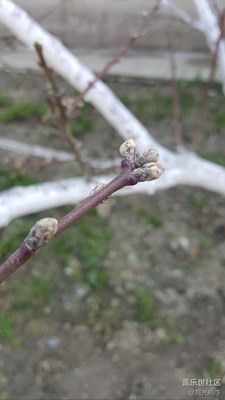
[0,149,224,229]
[193,0,225,93]
[0,141,164,283]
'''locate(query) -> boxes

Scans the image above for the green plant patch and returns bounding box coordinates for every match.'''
[198,234,216,249]
[68,116,92,136]
[88,295,122,337]
[52,209,112,290]
[118,94,132,108]
[0,313,19,345]
[134,288,156,323]
[0,92,10,107]
[136,206,163,228]
[186,190,208,208]
[9,282,38,317]
[154,314,184,345]
[130,97,149,116]
[80,266,110,290]
[67,98,93,136]
[221,259,225,267]
[73,211,111,289]
[201,153,225,167]
[10,276,54,315]
[0,218,34,262]
[149,93,172,120]
[133,287,183,345]
[210,81,223,93]
[179,92,195,118]
[212,109,225,131]
[0,101,47,123]
[30,276,54,304]
[188,76,204,89]
[205,358,222,379]
[0,168,38,190]
[0,392,9,400]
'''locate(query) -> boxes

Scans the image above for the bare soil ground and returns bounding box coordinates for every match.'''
[0,70,225,400]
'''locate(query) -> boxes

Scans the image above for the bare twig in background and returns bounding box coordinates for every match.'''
[38,0,69,23]
[34,42,121,174]
[168,39,183,148]
[70,0,161,117]
[34,42,91,173]
[191,9,225,151]
[33,0,161,173]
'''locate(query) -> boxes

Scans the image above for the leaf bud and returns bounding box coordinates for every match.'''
[119,139,138,162]
[134,148,159,168]
[132,162,164,182]
[142,148,159,163]
[24,218,58,252]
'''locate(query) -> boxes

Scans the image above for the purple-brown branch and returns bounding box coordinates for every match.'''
[34,42,89,173]
[0,140,164,284]
[57,159,137,234]
[0,160,137,284]
[70,0,161,117]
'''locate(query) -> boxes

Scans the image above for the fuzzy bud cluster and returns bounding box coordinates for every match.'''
[119,139,164,182]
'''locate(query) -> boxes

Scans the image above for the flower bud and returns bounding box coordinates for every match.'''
[142,148,159,163]
[119,139,137,162]
[133,162,164,182]
[134,148,159,168]
[24,218,58,252]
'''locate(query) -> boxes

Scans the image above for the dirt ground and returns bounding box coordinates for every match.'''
[0,70,225,400]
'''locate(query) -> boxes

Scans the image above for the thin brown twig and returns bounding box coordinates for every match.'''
[191,9,225,151]
[0,159,138,283]
[168,38,183,148]
[34,43,121,174]
[70,0,161,117]
[33,0,161,174]
[34,42,89,173]
[38,0,69,23]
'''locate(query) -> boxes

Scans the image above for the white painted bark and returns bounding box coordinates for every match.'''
[0,138,121,168]
[162,0,202,30]
[0,0,224,227]
[163,0,225,92]
[0,151,224,228]
[193,0,225,93]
